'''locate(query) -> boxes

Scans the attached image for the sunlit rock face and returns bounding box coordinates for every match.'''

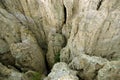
[60,0,120,80]
[44,62,79,80]
[97,61,120,80]
[0,0,120,80]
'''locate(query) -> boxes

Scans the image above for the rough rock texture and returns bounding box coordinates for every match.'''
[59,0,120,79]
[0,51,15,66]
[0,0,120,80]
[44,62,79,80]
[0,39,9,54]
[0,63,26,80]
[47,33,65,68]
[10,27,46,73]
[69,54,108,80]
[0,62,45,80]
[61,0,120,61]
[97,61,120,80]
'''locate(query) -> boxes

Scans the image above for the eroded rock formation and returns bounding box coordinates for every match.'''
[44,62,79,80]
[0,0,120,80]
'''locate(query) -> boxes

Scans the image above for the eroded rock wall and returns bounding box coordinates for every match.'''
[0,0,120,80]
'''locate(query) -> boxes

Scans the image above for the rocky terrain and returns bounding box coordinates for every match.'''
[0,0,120,80]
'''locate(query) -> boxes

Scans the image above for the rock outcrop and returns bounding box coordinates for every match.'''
[0,62,46,80]
[97,61,120,80]
[47,33,65,68]
[44,62,79,80]
[0,0,120,80]
[0,62,26,80]
[10,27,46,73]
[69,54,108,80]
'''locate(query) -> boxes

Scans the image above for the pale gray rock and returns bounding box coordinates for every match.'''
[62,23,72,39]
[10,27,46,73]
[44,62,79,80]
[60,0,120,62]
[60,47,72,64]
[69,54,108,80]
[97,61,120,80]
[0,0,120,80]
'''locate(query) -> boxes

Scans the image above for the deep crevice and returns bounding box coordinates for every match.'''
[12,65,23,72]
[63,5,67,24]
[44,54,51,75]
[77,74,85,80]
[97,0,103,10]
